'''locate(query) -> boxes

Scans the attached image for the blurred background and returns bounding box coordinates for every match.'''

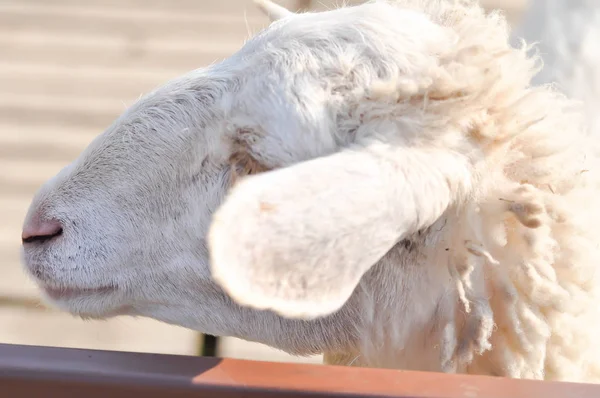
[0,0,527,363]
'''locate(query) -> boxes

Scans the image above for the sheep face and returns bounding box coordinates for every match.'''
[22,1,487,359]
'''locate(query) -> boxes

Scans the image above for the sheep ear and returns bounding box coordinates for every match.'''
[209,142,471,320]
[254,0,294,22]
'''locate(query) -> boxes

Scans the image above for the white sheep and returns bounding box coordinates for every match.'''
[511,0,600,134]
[20,0,600,382]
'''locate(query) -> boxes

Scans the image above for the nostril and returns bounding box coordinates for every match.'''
[22,218,63,244]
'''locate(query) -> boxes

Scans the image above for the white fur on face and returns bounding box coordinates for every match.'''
[21,0,600,381]
[23,1,453,353]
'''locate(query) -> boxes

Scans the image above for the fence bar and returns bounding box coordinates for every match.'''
[0,343,598,398]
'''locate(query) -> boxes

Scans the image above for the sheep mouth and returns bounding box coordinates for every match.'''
[41,285,117,300]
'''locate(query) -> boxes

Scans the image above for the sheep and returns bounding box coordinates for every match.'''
[511,0,600,134]
[20,0,600,382]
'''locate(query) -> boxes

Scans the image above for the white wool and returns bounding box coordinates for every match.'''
[511,0,600,134]
[21,0,600,383]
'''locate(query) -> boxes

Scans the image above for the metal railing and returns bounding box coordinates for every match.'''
[1,343,599,398]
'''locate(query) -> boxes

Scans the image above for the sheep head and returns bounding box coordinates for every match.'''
[21,0,543,367]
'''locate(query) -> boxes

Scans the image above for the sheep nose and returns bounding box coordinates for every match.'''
[22,216,63,245]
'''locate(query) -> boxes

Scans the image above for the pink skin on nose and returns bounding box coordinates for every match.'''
[22,210,62,242]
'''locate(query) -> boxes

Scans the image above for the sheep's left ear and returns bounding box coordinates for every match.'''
[209,141,471,320]
[254,0,294,22]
